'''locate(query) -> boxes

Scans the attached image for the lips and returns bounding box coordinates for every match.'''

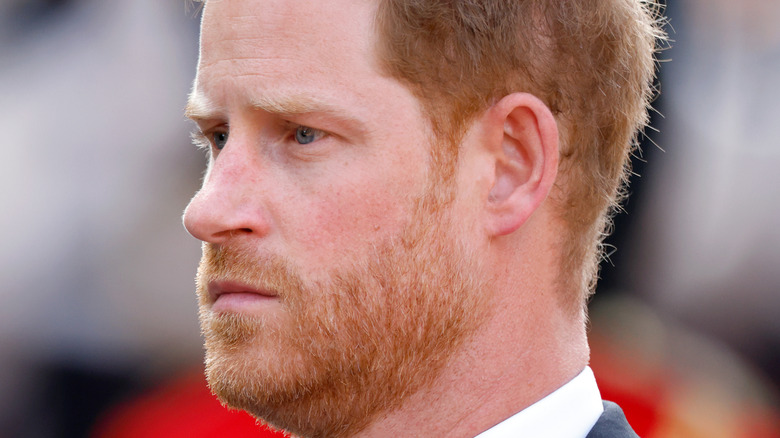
[208,280,279,313]
[209,280,277,300]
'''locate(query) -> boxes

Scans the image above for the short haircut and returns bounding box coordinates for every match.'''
[375,0,666,309]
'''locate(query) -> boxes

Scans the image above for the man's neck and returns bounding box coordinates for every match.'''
[354,296,589,438]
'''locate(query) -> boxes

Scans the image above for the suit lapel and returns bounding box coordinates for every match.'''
[585,401,639,438]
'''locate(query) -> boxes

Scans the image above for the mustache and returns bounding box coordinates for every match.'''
[196,243,305,304]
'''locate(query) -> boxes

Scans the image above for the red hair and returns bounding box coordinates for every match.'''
[376,0,667,306]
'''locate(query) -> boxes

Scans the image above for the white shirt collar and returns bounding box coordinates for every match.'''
[474,366,603,438]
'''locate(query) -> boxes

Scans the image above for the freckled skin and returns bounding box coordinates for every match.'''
[185,0,434,279]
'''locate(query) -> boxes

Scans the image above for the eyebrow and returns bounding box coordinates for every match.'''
[184,91,219,122]
[250,94,343,116]
[185,90,365,130]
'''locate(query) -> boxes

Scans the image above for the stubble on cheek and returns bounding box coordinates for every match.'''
[193,194,490,438]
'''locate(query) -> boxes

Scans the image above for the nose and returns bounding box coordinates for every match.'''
[183,147,271,244]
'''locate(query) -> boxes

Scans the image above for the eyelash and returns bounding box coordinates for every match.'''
[190,123,327,152]
[287,123,326,145]
[190,125,229,153]
[190,131,212,152]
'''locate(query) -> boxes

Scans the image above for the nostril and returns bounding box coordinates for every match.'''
[221,228,254,240]
[228,228,254,237]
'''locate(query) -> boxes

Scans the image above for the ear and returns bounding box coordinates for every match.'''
[482,93,559,236]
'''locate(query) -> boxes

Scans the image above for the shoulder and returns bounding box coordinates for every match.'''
[585,401,640,438]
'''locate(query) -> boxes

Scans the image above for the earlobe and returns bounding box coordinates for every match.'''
[485,93,559,236]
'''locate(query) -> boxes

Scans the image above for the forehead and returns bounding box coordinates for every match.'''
[195,0,382,106]
[200,0,376,59]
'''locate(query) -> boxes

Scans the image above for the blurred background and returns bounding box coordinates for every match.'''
[0,0,778,437]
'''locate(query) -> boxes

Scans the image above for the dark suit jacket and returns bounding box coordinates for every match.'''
[585,401,639,438]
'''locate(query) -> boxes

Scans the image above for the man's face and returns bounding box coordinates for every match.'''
[184,0,489,436]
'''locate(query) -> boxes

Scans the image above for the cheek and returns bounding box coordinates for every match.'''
[279,169,421,273]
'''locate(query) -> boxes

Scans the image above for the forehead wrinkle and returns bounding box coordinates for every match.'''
[188,65,357,117]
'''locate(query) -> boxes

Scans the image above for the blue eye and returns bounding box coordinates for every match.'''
[213,131,228,150]
[294,126,321,144]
